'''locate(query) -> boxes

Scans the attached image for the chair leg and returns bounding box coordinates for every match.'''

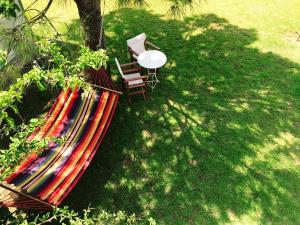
[142,87,146,101]
[126,89,132,104]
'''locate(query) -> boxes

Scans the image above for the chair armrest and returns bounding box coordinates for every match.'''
[145,40,160,50]
[128,47,139,57]
[120,61,141,74]
[120,61,139,67]
[124,75,148,83]
[123,68,141,74]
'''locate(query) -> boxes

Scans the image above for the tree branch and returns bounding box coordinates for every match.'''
[27,0,54,24]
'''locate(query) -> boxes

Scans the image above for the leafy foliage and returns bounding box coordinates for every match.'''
[0,40,109,180]
[0,117,65,179]
[0,0,20,18]
[77,46,109,70]
[2,206,156,225]
[0,40,107,127]
[0,49,8,70]
[38,39,109,70]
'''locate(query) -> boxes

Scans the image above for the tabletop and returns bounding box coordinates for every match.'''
[137,50,167,69]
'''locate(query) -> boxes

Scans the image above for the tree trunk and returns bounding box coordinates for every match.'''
[73,0,104,50]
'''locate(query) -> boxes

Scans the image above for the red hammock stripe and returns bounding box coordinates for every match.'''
[21,92,94,191]
[1,87,119,209]
[39,92,109,200]
[90,68,121,93]
[56,94,118,205]
[18,90,89,190]
[49,93,118,205]
[16,91,94,190]
[5,89,72,183]
[27,89,70,142]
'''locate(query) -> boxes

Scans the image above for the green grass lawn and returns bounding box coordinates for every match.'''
[8,0,300,224]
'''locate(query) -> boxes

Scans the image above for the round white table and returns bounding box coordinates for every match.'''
[137,50,167,91]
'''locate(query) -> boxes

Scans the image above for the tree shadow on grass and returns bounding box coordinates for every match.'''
[64,9,300,225]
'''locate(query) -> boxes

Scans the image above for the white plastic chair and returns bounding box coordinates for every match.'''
[126,33,160,60]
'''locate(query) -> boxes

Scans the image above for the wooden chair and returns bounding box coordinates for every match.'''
[126,33,160,61]
[115,57,148,103]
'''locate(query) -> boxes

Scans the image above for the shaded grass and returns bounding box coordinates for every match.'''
[3,1,300,224]
[61,8,300,225]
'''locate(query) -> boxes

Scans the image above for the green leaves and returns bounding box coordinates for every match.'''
[77,46,109,70]
[117,0,147,7]
[0,39,109,181]
[0,0,20,18]
[4,116,15,127]
[37,40,109,72]
[37,39,70,70]
[1,205,156,225]
[0,40,109,127]
[0,49,8,70]
[0,115,65,180]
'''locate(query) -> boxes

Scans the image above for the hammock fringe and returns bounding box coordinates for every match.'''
[0,181,53,210]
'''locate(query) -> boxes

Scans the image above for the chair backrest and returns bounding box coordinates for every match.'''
[115,58,125,79]
[126,33,146,55]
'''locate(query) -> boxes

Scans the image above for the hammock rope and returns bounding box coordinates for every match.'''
[89,68,122,94]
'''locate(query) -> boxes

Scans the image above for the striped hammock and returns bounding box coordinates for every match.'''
[0,86,119,210]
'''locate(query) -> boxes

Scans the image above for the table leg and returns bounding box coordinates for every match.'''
[147,68,159,91]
